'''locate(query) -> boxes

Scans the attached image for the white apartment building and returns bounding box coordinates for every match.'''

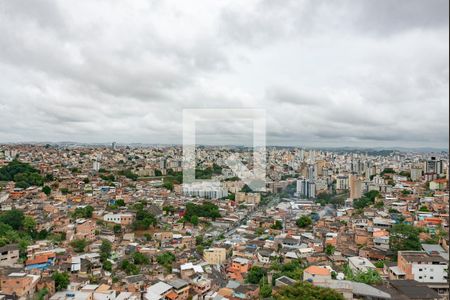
[103,213,134,225]
[182,182,228,199]
[396,251,448,284]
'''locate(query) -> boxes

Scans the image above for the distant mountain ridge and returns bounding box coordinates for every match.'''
[0,142,447,154]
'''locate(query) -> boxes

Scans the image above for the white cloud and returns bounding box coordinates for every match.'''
[0,0,448,148]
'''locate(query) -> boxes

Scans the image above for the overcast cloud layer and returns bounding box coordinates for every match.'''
[0,0,448,148]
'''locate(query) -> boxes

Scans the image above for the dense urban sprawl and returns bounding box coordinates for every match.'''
[0,144,448,300]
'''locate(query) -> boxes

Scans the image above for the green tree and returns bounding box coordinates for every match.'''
[183,202,221,222]
[101,174,116,182]
[163,206,176,215]
[113,224,122,234]
[256,227,265,236]
[52,272,70,291]
[353,197,372,209]
[72,206,94,219]
[271,220,283,230]
[84,206,94,218]
[353,191,381,209]
[103,260,113,272]
[42,186,52,196]
[132,252,150,265]
[246,266,267,284]
[100,240,112,262]
[122,170,138,181]
[45,173,55,182]
[381,168,396,176]
[163,170,183,189]
[190,215,199,226]
[115,199,126,207]
[390,224,422,253]
[259,277,272,298]
[71,239,88,253]
[60,188,70,195]
[399,171,411,177]
[374,261,385,268]
[196,245,204,255]
[344,265,382,285]
[419,206,430,212]
[274,282,344,300]
[132,208,157,230]
[23,216,36,232]
[374,201,384,209]
[36,288,49,300]
[0,210,25,230]
[296,216,312,228]
[325,244,335,256]
[0,160,44,188]
[163,182,174,191]
[157,252,176,271]
[365,190,380,202]
[271,260,304,285]
[316,192,333,206]
[120,259,139,275]
[195,236,204,246]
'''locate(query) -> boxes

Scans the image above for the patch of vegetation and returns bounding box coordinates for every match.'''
[70,239,88,253]
[132,252,150,265]
[100,174,116,182]
[316,192,347,207]
[353,190,380,209]
[156,252,176,271]
[271,260,304,286]
[381,168,396,176]
[195,164,223,179]
[163,170,183,191]
[0,160,44,188]
[71,206,94,219]
[325,244,336,256]
[389,224,422,254]
[120,259,139,275]
[343,264,382,285]
[183,202,221,223]
[274,281,344,300]
[246,266,267,284]
[119,169,138,181]
[271,220,283,230]
[296,216,312,228]
[132,204,157,230]
[52,272,70,291]
[0,210,37,256]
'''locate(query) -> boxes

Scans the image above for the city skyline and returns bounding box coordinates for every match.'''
[0,0,449,147]
[0,141,448,154]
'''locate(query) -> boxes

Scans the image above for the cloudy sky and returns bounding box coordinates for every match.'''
[0,0,448,148]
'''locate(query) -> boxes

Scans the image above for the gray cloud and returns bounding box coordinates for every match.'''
[352,0,449,34]
[0,0,448,148]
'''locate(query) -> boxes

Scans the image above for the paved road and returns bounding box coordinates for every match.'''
[223,195,280,237]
